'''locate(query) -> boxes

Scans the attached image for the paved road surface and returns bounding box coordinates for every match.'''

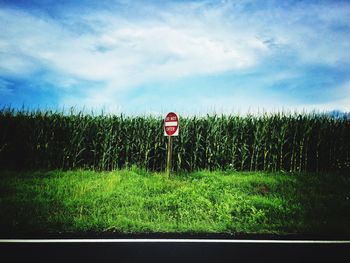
[1,239,349,262]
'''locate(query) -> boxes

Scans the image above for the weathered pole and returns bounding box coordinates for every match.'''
[166,135,173,177]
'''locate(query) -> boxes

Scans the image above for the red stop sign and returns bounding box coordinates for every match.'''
[164,112,179,136]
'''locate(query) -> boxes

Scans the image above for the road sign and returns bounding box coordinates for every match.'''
[164,112,179,136]
[164,112,179,177]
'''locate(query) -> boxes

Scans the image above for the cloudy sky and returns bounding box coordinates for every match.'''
[0,0,349,115]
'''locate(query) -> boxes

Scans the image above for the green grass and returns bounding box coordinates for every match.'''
[0,168,349,236]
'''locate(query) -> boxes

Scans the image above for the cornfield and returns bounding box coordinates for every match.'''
[0,108,349,172]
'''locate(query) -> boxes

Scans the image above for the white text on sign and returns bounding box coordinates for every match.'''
[165,127,176,132]
[165,116,177,121]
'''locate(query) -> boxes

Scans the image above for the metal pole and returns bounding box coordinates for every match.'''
[166,135,173,177]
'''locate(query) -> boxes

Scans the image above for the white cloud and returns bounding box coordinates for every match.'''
[0,5,266,79]
[0,5,269,106]
[283,80,350,113]
[0,78,13,95]
[253,2,350,66]
[0,1,350,113]
[328,80,350,112]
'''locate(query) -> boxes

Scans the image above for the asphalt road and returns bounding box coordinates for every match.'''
[1,232,349,262]
[1,239,349,262]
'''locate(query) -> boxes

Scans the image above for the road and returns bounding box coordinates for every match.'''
[1,238,349,262]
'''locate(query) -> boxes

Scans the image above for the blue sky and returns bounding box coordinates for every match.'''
[0,0,349,116]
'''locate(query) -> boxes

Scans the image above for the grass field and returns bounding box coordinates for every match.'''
[1,168,349,236]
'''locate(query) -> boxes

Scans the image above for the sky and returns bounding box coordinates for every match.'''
[0,0,350,116]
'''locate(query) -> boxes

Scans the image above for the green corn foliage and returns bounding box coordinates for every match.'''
[0,107,349,172]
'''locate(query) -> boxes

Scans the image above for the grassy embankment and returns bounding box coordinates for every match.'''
[1,168,349,236]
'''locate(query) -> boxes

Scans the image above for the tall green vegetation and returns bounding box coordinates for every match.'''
[0,108,349,172]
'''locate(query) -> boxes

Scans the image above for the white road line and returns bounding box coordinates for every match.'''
[0,239,349,243]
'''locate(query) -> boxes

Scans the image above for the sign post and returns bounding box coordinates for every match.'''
[164,112,179,177]
[166,135,173,177]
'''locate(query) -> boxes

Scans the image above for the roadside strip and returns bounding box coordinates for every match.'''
[1,239,350,243]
